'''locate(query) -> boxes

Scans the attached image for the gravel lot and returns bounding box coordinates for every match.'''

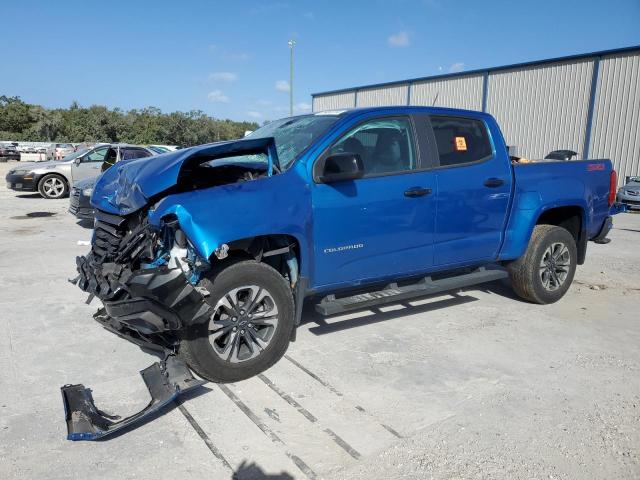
[0,159,638,480]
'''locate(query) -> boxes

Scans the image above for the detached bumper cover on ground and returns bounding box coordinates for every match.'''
[61,356,205,441]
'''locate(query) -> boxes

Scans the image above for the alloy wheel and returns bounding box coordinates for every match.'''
[539,242,571,291]
[208,285,279,363]
[43,177,65,198]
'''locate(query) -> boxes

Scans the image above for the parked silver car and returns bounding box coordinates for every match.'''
[5,144,154,199]
[617,177,640,211]
[46,143,75,160]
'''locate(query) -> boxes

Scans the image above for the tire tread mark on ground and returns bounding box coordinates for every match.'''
[285,354,403,439]
[284,354,343,396]
[218,384,318,480]
[258,373,361,460]
[176,402,234,472]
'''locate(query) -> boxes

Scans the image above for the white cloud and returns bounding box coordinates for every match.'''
[388,31,410,47]
[247,111,262,119]
[275,80,290,92]
[226,52,250,61]
[449,62,465,73]
[207,90,229,103]
[209,72,237,82]
[294,102,312,113]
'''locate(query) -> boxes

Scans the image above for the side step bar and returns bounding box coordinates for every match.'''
[315,267,508,316]
[61,355,205,441]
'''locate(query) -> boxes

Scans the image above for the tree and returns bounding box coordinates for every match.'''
[0,95,259,146]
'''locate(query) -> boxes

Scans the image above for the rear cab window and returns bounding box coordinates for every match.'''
[430,115,493,168]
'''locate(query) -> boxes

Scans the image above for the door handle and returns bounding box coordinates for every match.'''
[484,177,505,188]
[404,187,432,198]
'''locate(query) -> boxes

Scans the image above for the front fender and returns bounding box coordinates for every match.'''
[146,168,313,277]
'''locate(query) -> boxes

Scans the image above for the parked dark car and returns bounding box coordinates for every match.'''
[69,176,96,220]
[0,144,20,162]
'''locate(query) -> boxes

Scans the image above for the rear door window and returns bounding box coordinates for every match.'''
[430,116,493,167]
[122,148,152,160]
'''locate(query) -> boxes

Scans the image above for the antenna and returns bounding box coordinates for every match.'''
[432,92,439,106]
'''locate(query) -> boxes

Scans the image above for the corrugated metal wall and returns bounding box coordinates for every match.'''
[485,59,594,160]
[311,48,640,185]
[589,52,640,184]
[312,91,355,111]
[410,74,483,110]
[356,84,409,107]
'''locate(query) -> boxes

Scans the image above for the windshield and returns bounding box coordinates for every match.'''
[60,148,89,161]
[245,114,340,170]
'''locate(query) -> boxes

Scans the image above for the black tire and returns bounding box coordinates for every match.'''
[507,224,577,304]
[37,173,68,199]
[180,260,295,383]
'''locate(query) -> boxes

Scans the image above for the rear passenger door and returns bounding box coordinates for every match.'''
[424,115,512,266]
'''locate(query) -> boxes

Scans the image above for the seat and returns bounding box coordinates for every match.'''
[371,130,404,174]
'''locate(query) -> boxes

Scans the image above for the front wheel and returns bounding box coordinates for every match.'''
[179,260,295,383]
[507,225,577,304]
[38,174,68,199]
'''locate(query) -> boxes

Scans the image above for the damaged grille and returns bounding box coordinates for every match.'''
[74,211,156,300]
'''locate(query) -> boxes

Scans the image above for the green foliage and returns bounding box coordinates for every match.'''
[0,95,258,147]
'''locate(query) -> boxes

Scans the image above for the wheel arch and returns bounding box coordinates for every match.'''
[210,233,303,287]
[535,205,587,264]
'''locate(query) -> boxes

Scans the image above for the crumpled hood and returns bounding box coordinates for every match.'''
[91,137,277,215]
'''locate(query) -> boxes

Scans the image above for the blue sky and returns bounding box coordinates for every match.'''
[1,0,639,122]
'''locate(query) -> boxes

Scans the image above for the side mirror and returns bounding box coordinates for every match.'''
[74,157,82,165]
[318,153,364,183]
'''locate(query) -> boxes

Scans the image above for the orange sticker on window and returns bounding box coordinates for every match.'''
[454,136,467,151]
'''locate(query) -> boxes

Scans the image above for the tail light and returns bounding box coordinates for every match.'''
[608,170,617,206]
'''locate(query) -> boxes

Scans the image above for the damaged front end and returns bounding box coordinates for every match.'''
[74,210,213,351]
[66,209,214,440]
[63,136,298,440]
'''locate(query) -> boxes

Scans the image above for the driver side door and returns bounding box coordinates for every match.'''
[310,115,437,289]
[71,146,108,183]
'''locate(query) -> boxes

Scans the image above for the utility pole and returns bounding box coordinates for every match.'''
[288,39,296,116]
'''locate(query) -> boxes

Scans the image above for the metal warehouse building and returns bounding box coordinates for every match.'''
[311,45,640,186]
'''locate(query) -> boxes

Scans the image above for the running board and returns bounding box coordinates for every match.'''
[61,355,205,441]
[315,267,508,316]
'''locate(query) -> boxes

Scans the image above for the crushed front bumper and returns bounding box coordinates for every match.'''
[65,210,212,440]
[73,210,213,349]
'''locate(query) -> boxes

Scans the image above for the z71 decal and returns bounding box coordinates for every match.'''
[587,163,605,171]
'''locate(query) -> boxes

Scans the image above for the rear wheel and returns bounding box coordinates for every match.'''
[507,225,577,304]
[180,260,295,383]
[38,174,68,199]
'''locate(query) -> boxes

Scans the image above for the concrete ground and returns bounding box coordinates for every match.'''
[0,159,638,480]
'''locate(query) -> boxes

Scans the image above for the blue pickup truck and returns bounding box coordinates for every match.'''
[72,106,618,393]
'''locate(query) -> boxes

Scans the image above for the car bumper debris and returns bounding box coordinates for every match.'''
[63,210,213,440]
[61,355,205,440]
